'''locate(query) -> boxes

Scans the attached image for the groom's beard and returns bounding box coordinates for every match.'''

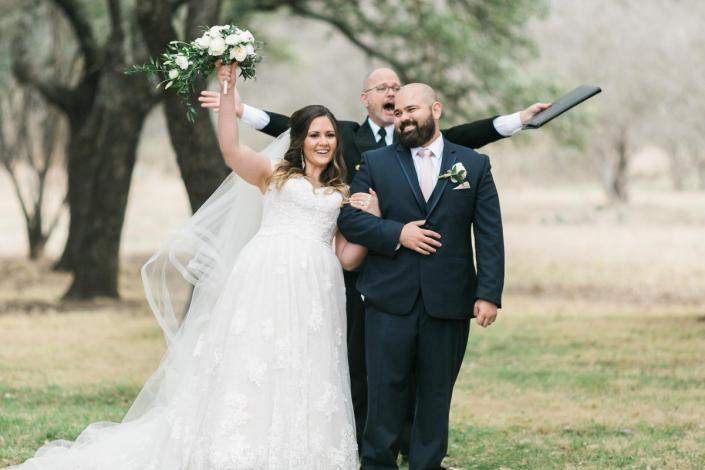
[397,115,436,148]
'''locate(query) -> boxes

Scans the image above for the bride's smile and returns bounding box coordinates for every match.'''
[303,116,338,170]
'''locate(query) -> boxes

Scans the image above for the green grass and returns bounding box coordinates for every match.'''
[3,307,704,468]
[0,383,140,465]
[442,422,705,470]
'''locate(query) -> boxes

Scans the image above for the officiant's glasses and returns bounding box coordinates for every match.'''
[364,84,402,94]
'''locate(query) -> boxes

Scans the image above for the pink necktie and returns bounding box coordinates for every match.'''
[417,148,435,201]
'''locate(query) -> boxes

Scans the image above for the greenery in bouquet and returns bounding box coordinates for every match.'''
[127,25,262,122]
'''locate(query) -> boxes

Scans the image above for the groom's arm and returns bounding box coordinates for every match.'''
[472,155,505,308]
[338,154,404,257]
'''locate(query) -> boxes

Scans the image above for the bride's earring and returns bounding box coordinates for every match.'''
[301,151,306,170]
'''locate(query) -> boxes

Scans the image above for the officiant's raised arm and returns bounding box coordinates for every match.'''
[199,89,290,137]
[215,61,272,193]
[200,91,550,149]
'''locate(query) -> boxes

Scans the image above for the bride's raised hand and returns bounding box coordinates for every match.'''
[215,60,237,94]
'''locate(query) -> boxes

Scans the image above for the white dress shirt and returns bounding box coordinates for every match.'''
[366,119,395,146]
[410,134,445,189]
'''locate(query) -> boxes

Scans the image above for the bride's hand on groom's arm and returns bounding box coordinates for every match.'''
[349,188,380,217]
[474,299,498,327]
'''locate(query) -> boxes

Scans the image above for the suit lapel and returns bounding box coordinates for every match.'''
[354,120,379,154]
[425,140,457,218]
[394,144,426,213]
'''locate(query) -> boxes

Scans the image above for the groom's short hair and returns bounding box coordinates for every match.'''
[398,83,440,105]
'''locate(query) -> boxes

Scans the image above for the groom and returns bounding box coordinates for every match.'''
[338,83,504,469]
[201,69,542,451]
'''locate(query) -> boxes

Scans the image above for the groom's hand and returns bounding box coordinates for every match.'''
[399,220,442,255]
[474,299,498,327]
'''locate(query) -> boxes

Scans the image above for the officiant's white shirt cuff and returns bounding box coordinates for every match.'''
[493,112,522,137]
[241,104,271,130]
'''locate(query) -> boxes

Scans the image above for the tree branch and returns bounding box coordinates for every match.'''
[3,162,32,225]
[11,40,75,113]
[289,4,412,83]
[107,0,124,42]
[50,0,101,72]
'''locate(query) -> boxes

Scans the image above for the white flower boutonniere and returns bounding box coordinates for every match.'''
[438,162,469,186]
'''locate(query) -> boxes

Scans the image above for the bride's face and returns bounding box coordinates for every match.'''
[303,116,338,170]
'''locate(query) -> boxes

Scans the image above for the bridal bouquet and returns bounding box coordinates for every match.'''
[127,25,262,122]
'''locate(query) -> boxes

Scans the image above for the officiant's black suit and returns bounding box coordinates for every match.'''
[337,138,504,469]
[258,111,504,448]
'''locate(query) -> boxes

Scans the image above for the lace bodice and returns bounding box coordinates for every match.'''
[258,177,343,246]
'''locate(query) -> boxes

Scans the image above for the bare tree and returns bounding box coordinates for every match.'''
[0,83,65,259]
[532,0,705,201]
[12,0,160,298]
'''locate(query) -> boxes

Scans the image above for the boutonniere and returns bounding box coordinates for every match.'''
[438,162,469,186]
[355,164,360,171]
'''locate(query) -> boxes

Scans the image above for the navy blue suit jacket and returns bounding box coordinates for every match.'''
[337,138,504,319]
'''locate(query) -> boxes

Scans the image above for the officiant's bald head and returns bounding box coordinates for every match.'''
[361,68,402,127]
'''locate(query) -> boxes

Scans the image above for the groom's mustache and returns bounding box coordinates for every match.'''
[399,119,417,132]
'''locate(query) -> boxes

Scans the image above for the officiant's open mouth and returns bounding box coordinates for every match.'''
[382,102,395,117]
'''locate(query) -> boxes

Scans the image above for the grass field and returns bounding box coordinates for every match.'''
[1,188,704,468]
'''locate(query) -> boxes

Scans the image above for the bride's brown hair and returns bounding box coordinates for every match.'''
[266,105,348,197]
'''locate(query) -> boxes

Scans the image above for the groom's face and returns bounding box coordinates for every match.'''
[393,87,441,148]
[395,107,436,148]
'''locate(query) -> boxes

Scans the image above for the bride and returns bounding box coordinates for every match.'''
[7,61,379,469]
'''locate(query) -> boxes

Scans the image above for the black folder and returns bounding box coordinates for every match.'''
[523,85,601,129]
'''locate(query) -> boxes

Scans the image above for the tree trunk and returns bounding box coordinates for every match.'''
[136,0,229,213]
[27,217,46,260]
[609,127,629,203]
[668,144,686,191]
[63,56,155,299]
[695,154,705,190]
[54,118,97,271]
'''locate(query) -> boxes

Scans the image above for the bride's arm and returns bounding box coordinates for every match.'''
[335,189,379,271]
[216,62,272,193]
[336,232,367,271]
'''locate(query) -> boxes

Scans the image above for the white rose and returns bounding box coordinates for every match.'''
[209,26,223,38]
[245,43,255,57]
[230,45,248,62]
[194,35,211,49]
[174,54,189,70]
[225,34,239,45]
[168,69,179,79]
[242,30,254,42]
[208,36,227,56]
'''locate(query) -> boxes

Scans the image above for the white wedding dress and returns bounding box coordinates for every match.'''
[9,136,358,469]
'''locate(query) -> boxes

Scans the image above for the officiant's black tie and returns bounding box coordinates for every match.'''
[377,127,387,147]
